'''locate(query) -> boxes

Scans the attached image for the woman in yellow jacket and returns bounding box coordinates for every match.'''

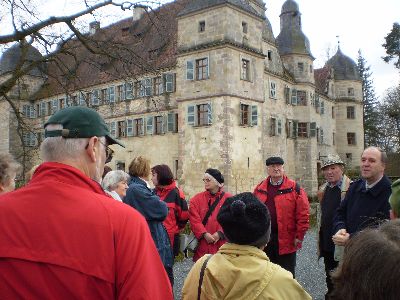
[182,192,311,300]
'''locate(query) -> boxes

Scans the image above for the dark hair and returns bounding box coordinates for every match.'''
[331,220,400,300]
[102,165,112,179]
[151,164,174,186]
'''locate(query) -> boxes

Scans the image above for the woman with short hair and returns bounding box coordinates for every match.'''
[124,156,173,286]
[101,170,129,201]
[0,153,21,195]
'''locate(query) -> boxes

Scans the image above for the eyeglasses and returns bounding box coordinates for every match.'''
[202,178,211,183]
[85,139,114,164]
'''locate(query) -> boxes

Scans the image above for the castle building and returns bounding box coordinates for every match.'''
[0,0,364,197]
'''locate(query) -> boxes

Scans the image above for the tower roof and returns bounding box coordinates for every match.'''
[281,0,299,14]
[178,0,264,19]
[0,42,46,77]
[326,47,360,80]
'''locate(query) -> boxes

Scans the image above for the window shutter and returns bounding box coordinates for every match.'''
[277,119,282,135]
[292,120,298,138]
[146,116,153,135]
[320,101,325,114]
[310,122,316,137]
[251,105,258,126]
[187,105,195,125]
[164,73,174,93]
[186,60,194,80]
[140,118,145,136]
[270,118,276,136]
[162,115,168,134]
[167,112,174,132]
[284,87,290,104]
[206,56,210,79]
[207,102,212,125]
[291,89,297,105]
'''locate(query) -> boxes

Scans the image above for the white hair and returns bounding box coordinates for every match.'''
[40,124,105,162]
[102,170,130,191]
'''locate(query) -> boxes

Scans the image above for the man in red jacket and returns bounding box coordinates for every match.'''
[0,107,172,299]
[189,168,233,262]
[254,156,310,277]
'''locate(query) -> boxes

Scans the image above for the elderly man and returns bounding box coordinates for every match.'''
[254,156,310,277]
[189,168,232,262]
[333,147,391,247]
[317,154,351,299]
[0,107,172,299]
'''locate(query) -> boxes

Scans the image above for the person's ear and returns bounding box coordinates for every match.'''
[85,137,98,163]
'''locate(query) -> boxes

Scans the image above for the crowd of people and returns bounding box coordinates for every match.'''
[0,106,399,300]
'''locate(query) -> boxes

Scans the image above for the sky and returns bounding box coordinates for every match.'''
[1,0,399,99]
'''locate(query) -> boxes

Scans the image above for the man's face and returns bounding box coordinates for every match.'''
[361,148,385,183]
[267,164,284,181]
[322,164,343,185]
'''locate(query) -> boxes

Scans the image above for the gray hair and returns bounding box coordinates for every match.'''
[102,170,130,192]
[40,124,105,162]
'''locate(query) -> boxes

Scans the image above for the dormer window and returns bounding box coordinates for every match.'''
[348,87,354,96]
[298,62,304,72]
[267,50,272,61]
[199,21,205,32]
[242,22,248,34]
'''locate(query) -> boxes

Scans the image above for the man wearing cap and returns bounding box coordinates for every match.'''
[0,107,172,299]
[254,156,309,277]
[182,192,311,300]
[189,168,233,262]
[317,154,351,299]
[333,147,391,247]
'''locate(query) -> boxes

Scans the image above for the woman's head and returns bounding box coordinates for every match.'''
[0,153,21,194]
[217,192,271,248]
[151,164,174,187]
[331,220,400,300]
[128,156,151,179]
[101,170,130,198]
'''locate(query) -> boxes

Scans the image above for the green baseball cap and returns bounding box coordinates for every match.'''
[44,106,125,148]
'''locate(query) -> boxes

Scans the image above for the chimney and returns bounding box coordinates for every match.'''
[89,21,100,35]
[132,6,146,23]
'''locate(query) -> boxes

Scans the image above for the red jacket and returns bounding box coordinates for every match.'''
[0,162,172,300]
[254,176,310,255]
[189,189,232,262]
[155,181,189,247]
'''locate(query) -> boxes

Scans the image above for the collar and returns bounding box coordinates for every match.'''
[328,178,342,188]
[269,177,283,186]
[365,176,383,190]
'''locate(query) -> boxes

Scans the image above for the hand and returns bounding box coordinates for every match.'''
[332,229,350,246]
[203,232,216,244]
[211,232,220,244]
[294,238,302,247]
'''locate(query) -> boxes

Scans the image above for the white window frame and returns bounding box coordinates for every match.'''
[269,81,276,99]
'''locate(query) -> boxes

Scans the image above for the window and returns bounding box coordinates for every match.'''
[270,81,276,99]
[134,118,144,136]
[320,101,325,114]
[347,106,355,119]
[79,92,86,106]
[40,102,47,117]
[164,73,175,92]
[346,153,352,161]
[348,88,354,96]
[297,122,308,138]
[137,81,145,97]
[143,78,152,96]
[92,90,100,106]
[187,103,212,126]
[23,132,37,147]
[116,162,126,171]
[155,116,164,135]
[291,89,297,105]
[117,121,126,138]
[267,50,272,61]
[22,104,35,118]
[319,128,324,144]
[108,87,115,103]
[51,99,59,114]
[154,77,163,95]
[332,107,335,119]
[101,89,107,104]
[199,21,205,32]
[270,118,277,136]
[298,62,304,72]
[277,119,282,135]
[127,119,134,136]
[59,98,64,109]
[297,91,307,106]
[167,112,178,133]
[240,103,257,126]
[241,59,250,81]
[109,122,117,138]
[196,58,209,80]
[186,61,194,80]
[310,122,317,137]
[146,116,153,135]
[125,82,134,100]
[117,85,125,101]
[347,132,356,145]
[242,22,248,34]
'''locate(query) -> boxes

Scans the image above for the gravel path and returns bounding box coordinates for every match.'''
[173,229,326,299]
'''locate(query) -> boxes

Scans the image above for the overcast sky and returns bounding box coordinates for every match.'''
[1,0,399,99]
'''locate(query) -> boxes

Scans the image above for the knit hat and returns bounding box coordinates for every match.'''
[265,156,284,166]
[205,168,224,184]
[321,154,345,170]
[390,179,400,218]
[217,192,271,246]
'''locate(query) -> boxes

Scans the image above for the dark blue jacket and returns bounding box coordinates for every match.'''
[124,177,173,268]
[333,175,391,235]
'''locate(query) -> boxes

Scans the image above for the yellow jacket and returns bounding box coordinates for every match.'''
[182,243,312,300]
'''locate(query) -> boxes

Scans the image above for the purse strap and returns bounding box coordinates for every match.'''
[197,254,213,300]
[202,192,225,226]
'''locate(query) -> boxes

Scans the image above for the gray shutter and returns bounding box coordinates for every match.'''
[293,120,298,138]
[291,89,297,105]
[251,105,258,126]
[207,102,212,125]
[186,60,194,80]
[310,122,316,137]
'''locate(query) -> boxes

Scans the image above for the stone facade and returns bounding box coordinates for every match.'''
[0,0,364,197]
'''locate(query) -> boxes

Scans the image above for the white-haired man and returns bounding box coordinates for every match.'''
[0,106,172,299]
